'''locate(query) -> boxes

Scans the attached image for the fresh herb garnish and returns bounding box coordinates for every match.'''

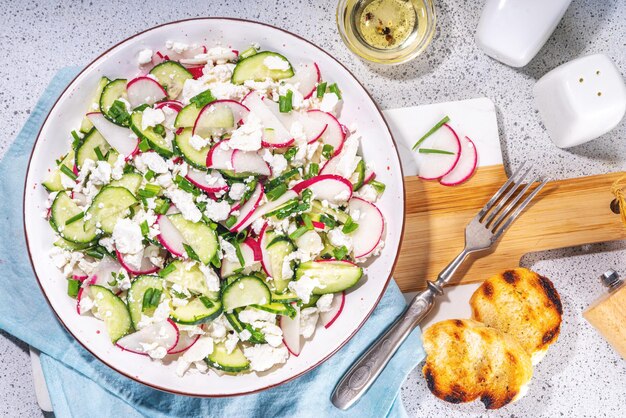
[65,211,85,225]
[329,83,342,100]
[140,220,149,236]
[71,130,82,150]
[67,279,81,298]
[138,138,151,152]
[239,46,258,59]
[93,146,105,161]
[60,165,77,181]
[418,148,455,155]
[316,82,327,99]
[225,215,237,228]
[369,180,386,194]
[233,240,245,267]
[284,147,298,161]
[279,90,293,113]
[142,288,162,311]
[153,124,166,137]
[154,198,170,215]
[107,100,131,125]
[412,115,450,150]
[158,263,176,277]
[342,217,359,234]
[183,243,200,262]
[137,184,161,198]
[333,245,349,260]
[322,144,334,160]
[199,296,215,309]
[306,163,319,179]
[319,214,336,228]
[266,183,287,201]
[190,89,216,108]
[144,169,155,181]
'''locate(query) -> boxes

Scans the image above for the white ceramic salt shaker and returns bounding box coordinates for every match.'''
[476,0,572,67]
[533,54,626,148]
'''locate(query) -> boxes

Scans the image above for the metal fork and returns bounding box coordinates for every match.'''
[331,163,549,410]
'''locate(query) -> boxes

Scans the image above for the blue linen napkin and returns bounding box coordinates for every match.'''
[0,67,425,418]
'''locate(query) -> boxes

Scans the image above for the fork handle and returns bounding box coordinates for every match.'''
[330,282,440,410]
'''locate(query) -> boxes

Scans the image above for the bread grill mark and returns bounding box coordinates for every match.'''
[537,274,563,315]
[502,269,519,285]
[423,366,438,394]
[481,394,495,409]
[541,325,560,346]
[454,319,464,328]
[482,281,494,298]
[445,384,468,404]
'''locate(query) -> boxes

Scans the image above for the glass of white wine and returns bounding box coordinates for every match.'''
[336,0,436,64]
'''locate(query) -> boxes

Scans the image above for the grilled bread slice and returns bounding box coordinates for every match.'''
[422,319,533,409]
[470,268,563,364]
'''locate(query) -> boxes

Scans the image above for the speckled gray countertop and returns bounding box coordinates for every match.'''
[1,0,625,417]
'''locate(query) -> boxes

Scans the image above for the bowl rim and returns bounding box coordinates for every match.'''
[22,17,406,397]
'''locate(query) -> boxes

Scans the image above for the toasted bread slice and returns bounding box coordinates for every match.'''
[422,319,533,409]
[470,268,562,364]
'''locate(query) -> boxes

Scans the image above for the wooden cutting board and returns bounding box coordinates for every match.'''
[383,99,626,293]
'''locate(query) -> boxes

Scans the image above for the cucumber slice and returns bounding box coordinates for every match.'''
[206,342,250,373]
[251,302,297,318]
[270,291,299,303]
[265,235,295,294]
[50,192,98,244]
[196,104,235,131]
[295,261,363,294]
[173,128,209,169]
[174,104,201,129]
[130,111,174,158]
[311,200,349,224]
[89,285,133,342]
[85,186,138,234]
[167,213,218,265]
[109,172,143,196]
[75,128,118,169]
[127,275,165,328]
[80,76,110,133]
[231,52,294,85]
[99,79,129,126]
[149,61,193,99]
[162,260,218,298]
[221,276,271,311]
[170,296,222,325]
[225,312,244,332]
[300,294,321,309]
[42,149,75,192]
[53,237,89,251]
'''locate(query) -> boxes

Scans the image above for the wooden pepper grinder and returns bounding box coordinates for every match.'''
[583,270,626,359]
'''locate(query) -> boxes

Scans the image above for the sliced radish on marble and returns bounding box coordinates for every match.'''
[280,303,301,356]
[292,174,352,204]
[347,197,384,259]
[126,77,167,108]
[116,320,179,356]
[231,150,271,176]
[243,92,293,148]
[321,292,345,328]
[87,113,139,157]
[416,123,461,180]
[439,136,478,186]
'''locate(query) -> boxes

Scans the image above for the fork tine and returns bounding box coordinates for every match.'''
[482,165,533,226]
[477,162,529,218]
[490,175,538,231]
[493,179,549,240]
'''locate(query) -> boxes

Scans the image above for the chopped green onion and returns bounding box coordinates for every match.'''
[322,144,334,160]
[71,130,82,150]
[233,241,245,267]
[138,183,161,198]
[199,296,215,309]
[65,212,84,225]
[190,89,216,108]
[153,124,166,137]
[369,180,386,194]
[150,289,162,306]
[175,175,199,195]
[85,248,105,260]
[265,199,299,219]
[133,103,150,112]
[279,90,293,113]
[60,165,77,181]
[412,115,450,150]
[210,252,222,269]
[316,82,327,99]
[265,168,300,191]
[142,288,162,311]
[418,148,455,155]
[158,263,176,277]
[266,183,287,201]
[342,217,359,234]
[329,83,342,100]
[225,215,237,228]
[138,138,151,152]
[236,229,248,242]
[239,46,258,59]
[301,188,313,203]
[67,279,80,298]
[144,169,155,181]
[307,163,319,179]
[284,147,298,161]
[154,198,170,215]
[94,146,104,161]
[289,226,309,240]
[183,243,200,262]
[319,214,336,228]
[333,246,349,260]
[140,220,149,236]
[108,100,131,125]
[123,164,135,174]
[302,213,314,230]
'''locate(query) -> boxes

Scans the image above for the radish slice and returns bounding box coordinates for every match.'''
[440,136,478,186]
[193,100,249,138]
[155,100,183,112]
[168,327,202,354]
[417,123,461,180]
[234,190,298,233]
[306,110,345,154]
[319,135,360,178]
[285,63,320,99]
[116,320,179,356]
[231,150,271,176]
[155,100,183,131]
[259,223,274,276]
[206,141,234,170]
[157,214,185,257]
[231,183,264,231]
[280,304,301,356]
[242,92,293,148]
[76,276,97,315]
[264,102,327,143]
[186,66,204,79]
[126,77,167,108]
[321,292,345,328]
[87,113,139,157]
[115,248,160,275]
[347,198,385,259]
[312,220,325,230]
[220,239,262,277]
[363,170,376,184]
[185,168,228,193]
[90,257,125,290]
[291,174,352,204]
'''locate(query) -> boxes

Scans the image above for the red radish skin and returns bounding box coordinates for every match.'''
[206,141,234,170]
[155,100,183,112]
[167,324,203,355]
[280,303,301,356]
[312,220,326,230]
[321,292,345,329]
[156,214,186,257]
[417,123,461,180]
[186,66,204,79]
[291,174,353,204]
[242,92,294,148]
[115,248,160,275]
[306,110,345,154]
[245,237,263,261]
[346,198,385,259]
[116,319,180,356]
[259,222,273,276]
[76,276,97,315]
[234,190,298,233]
[439,136,478,186]
[285,62,321,99]
[185,168,228,193]
[126,76,167,108]
[192,100,250,137]
[231,184,264,231]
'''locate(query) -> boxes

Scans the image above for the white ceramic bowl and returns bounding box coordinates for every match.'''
[23,18,405,397]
